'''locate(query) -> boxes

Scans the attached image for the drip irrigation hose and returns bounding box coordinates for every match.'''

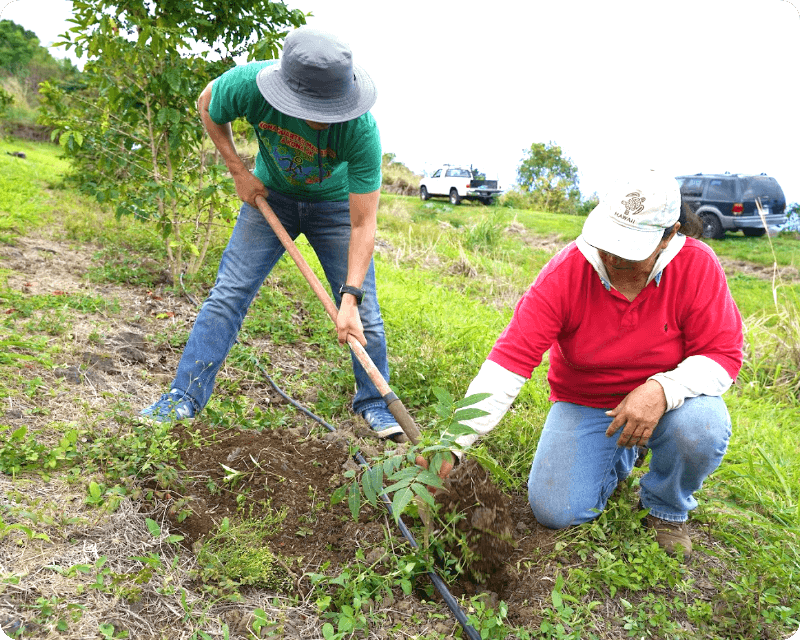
[178,275,481,638]
[247,356,482,640]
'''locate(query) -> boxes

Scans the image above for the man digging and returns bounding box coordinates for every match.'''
[140,27,405,441]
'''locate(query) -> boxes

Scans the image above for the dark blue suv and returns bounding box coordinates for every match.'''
[676,173,787,239]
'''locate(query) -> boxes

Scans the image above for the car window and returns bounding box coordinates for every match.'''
[679,178,704,197]
[705,179,735,201]
[445,169,471,178]
[740,177,784,201]
[431,169,441,178]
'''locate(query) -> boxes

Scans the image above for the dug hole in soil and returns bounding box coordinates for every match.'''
[0,232,733,639]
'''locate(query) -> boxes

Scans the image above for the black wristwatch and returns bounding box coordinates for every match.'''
[338,284,364,305]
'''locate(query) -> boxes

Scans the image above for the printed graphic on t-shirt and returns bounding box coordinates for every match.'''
[257,122,337,186]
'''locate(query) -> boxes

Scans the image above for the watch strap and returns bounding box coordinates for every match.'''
[339,284,364,305]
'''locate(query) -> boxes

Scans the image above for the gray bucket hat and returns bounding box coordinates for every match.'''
[256,27,377,123]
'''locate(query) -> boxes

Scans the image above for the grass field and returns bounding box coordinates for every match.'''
[1,138,798,640]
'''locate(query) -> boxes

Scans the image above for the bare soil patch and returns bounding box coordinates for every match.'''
[717,256,800,282]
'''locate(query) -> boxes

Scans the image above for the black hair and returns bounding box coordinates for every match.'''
[662,200,703,240]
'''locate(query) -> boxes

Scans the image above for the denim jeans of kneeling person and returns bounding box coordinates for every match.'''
[169,191,391,418]
[527,395,732,528]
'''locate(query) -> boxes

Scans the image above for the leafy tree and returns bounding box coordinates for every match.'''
[470,165,486,180]
[0,20,40,75]
[381,152,420,193]
[517,141,581,214]
[39,0,306,284]
[576,192,599,216]
[0,85,12,112]
[0,20,79,104]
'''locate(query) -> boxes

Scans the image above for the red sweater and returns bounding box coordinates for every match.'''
[488,238,743,408]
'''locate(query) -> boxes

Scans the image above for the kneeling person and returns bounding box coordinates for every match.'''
[430,170,743,558]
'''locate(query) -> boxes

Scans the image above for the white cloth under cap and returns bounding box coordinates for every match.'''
[582,170,680,261]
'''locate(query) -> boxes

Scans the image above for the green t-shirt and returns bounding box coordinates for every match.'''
[209,61,382,202]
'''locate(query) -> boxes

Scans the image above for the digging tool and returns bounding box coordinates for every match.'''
[254,194,422,445]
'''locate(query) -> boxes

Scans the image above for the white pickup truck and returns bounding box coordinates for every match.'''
[419,164,503,205]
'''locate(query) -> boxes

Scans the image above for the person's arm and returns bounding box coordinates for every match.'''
[451,360,527,456]
[607,244,742,448]
[604,357,733,449]
[416,359,526,482]
[335,189,380,346]
[649,356,733,410]
[197,81,266,207]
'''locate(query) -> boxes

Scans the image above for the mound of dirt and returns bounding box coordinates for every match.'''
[434,458,515,582]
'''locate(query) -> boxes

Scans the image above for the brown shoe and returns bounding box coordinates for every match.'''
[644,513,693,559]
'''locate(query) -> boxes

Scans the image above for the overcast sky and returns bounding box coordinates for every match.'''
[3,0,799,204]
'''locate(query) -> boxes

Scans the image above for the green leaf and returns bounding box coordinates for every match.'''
[371,465,384,492]
[415,469,444,487]
[454,393,490,408]
[164,67,182,93]
[347,482,360,520]
[391,486,415,520]
[361,469,377,506]
[386,465,420,482]
[330,484,347,505]
[453,407,489,422]
[432,386,454,405]
[410,483,435,506]
[382,478,413,495]
[145,518,161,537]
[382,457,396,476]
[89,481,102,499]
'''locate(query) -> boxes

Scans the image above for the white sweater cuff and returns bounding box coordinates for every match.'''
[451,360,526,456]
[648,355,733,411]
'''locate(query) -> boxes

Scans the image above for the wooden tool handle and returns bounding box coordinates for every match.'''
[254,195,422,444]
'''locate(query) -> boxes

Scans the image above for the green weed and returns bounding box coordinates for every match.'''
[0,425,82,478]
[463,217,504,252]
[308,545,433,640]
[193,516,290,595]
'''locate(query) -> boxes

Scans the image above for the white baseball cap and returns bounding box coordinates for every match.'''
[582,170,680,261]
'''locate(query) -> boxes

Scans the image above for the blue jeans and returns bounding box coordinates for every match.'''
[170,191,391,416]
[528,396,732,528]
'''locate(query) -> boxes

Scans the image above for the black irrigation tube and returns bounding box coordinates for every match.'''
[248,356,482,640]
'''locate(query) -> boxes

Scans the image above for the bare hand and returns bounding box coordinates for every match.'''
[415,452,455,494]
[232,170,268,208]
[605,379,667,448]
[336,299,366,346]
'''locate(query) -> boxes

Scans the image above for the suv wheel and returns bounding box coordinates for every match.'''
[699,213,724,239]
[449,189,461,205]
[419,186,429,201]
[742,228,766,237]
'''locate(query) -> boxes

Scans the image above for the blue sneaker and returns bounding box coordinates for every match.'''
[139,389,196,424]
[362,407,407,442]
